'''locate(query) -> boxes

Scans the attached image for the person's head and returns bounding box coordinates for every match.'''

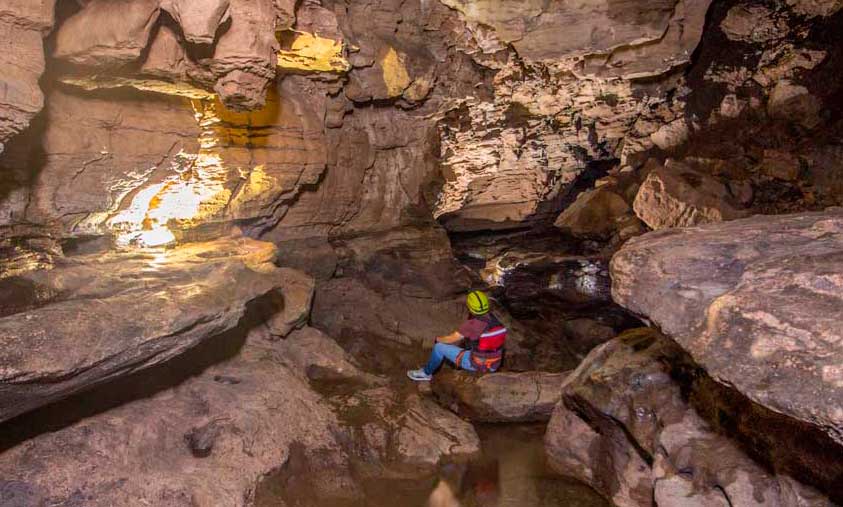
[466,290,490,316]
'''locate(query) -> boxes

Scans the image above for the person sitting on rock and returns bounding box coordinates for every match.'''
[407,290,507,381]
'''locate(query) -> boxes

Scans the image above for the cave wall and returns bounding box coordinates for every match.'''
[2,0,842,249]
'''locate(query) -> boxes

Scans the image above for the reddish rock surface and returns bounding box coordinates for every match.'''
[545,328,832,507]
[612,211,843,499]
[0,329,361,507]
[1,0,843,505]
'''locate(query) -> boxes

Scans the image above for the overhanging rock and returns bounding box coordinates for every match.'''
[0,237,295,423]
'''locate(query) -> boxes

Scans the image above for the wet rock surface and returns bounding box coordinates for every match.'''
[545,328,833,507]
[0,236,293,423]
[329,385,481,481]
[611,210,843,500]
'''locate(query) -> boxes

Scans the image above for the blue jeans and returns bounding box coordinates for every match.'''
[424,343,475,375]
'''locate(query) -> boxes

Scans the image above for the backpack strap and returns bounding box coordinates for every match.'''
[455,349,468,370]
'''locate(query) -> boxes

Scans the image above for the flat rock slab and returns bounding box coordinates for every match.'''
[432,369,567,422]
[611,209,843,492]
[0,333,357,507]
[0,237,292,423]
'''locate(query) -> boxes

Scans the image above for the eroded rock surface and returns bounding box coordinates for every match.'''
[0,237,292,423]
[545,328,833,507]
[611,210,843,498]
[0,328,359,507]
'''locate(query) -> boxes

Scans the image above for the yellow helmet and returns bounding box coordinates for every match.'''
[466,290,490,315]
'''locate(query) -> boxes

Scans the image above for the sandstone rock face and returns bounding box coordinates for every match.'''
[161,0,231,45]
[545,329,832,507]
[432,369,566,422]
[0,237,291,423]
[1,79,326,246]
[633,160,747,230]
[429,0,721,232]
[0,330,360,507]
[0,0,54,154]
[611,210,843,497]
[50,0,288,111]
[54,0,161,69]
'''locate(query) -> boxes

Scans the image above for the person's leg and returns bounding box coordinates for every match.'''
[458,351,477,372]
[423,343,464,375]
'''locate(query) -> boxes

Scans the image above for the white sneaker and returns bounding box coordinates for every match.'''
[407,369,432,382]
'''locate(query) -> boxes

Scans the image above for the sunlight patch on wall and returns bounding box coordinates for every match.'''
[60,76,216,100]
[107,151,231,248]
[103,91,290,249]
[277,31,350,74]
[381,46,411,97]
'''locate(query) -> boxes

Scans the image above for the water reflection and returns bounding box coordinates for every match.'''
[442,424,608,507]
[257,423,608,507]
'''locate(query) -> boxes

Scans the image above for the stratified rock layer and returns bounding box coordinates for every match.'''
[611,210,843,497]
[0,237,292,423]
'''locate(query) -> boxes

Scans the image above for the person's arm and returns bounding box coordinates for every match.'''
[436,331,463,344]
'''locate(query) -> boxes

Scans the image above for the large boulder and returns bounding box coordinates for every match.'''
[0,328,360,507]
[0,237,297,423]
[767,80,823,130]
[632,159,747,230]
[611,210,843,499]
[554,186,632,239]
[545,329,832,507]
[432,369,566,422]
[276,326,385,388]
